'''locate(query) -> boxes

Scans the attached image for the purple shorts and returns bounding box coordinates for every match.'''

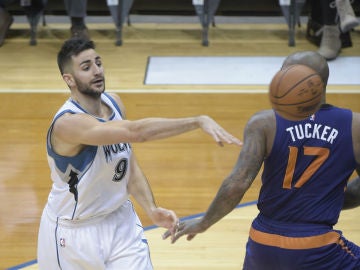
[243,227,360,270]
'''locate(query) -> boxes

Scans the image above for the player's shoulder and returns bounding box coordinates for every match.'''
[106,92,122,104]
[248,110,275,125]
[245,110,275,134]
[105,92,126,117]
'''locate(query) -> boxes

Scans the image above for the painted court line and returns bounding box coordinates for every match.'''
[145,56,360,85]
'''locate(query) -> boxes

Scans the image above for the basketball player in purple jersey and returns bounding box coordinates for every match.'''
[167,51,360,270]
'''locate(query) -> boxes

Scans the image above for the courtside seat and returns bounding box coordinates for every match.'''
[3,0,315,46]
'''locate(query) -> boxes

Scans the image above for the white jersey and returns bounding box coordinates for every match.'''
[46,93,131,220]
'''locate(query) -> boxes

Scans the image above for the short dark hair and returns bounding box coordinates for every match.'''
[57,38,95,74]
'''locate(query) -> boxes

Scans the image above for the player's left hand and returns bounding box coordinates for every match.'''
[162,218,206,244]
[149,207,178,242]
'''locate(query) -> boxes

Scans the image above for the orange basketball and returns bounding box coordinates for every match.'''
[269,64,324,121]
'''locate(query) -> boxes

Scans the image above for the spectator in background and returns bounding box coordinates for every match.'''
[0,0,15,46]
[63,0,89,39]
[63,0,132,42]
[336,0,359,32]
[309,0,359,60]
[0,0,46,46]
[0,0,92,44]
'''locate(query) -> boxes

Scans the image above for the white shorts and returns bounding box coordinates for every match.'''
[37,200,153,270]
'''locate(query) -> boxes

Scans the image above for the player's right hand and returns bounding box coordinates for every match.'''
[198,115,242,147]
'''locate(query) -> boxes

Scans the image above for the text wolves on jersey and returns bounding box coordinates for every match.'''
[103,143,131,163]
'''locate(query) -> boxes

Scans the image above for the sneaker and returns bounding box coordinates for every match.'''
[70,25,90,40]
[0,7,14,47]
[317,25,341,60]
[335,0,360,33]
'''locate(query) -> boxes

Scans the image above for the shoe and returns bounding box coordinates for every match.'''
[317,25,341,61]
[335,0,360,33]
[70,25,90,40]
[0,7,14,47]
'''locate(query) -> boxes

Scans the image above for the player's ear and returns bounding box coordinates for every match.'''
[62,74,74,88]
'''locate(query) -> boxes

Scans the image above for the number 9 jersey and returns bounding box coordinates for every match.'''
[46,93,132,221]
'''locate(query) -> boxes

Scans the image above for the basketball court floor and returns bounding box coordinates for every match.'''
[1,14,359,270]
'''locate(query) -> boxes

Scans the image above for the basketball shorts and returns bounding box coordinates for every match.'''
[243,226,360,270]
[37,200,153,270]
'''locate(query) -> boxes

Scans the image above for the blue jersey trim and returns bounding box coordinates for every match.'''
[103,92,123,118]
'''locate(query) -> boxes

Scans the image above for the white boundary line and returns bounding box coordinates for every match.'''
[0,89,360,94]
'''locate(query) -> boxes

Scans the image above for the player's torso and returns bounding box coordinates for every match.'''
[258,105,356,229]
[46,93,132,220]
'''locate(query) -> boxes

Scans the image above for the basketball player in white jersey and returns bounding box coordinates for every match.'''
[37,38,241,270]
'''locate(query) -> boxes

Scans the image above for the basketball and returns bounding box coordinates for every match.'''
[269,64,324,121]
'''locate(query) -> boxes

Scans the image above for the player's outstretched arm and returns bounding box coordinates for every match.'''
[109,93,242,147]
[54,113,242,147]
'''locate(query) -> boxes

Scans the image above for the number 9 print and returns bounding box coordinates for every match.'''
[113,158,128,182]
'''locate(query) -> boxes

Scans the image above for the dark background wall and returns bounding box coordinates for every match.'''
[5,0,307,16]
[5,0,360,17]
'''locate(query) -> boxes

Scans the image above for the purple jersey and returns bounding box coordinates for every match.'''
[258,104,356,229]
[243,105,360,270]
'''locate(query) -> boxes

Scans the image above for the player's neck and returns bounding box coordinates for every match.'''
[70,93,106,118]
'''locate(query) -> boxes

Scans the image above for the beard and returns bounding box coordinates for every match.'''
[75,76,105,98]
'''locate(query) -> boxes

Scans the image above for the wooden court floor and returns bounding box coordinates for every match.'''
[0,19,359,269]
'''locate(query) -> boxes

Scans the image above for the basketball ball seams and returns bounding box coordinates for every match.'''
[271,65,294,97]
[275,100,320,118]
[270,92,322,106]
[268,64,324,121]
[275,103,318,118]
[270,73,321,99]
[272,65,300,98]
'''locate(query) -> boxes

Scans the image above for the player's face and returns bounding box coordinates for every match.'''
[71,49,105,98]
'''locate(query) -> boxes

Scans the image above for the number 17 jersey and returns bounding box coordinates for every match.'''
[259,104,357,228]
